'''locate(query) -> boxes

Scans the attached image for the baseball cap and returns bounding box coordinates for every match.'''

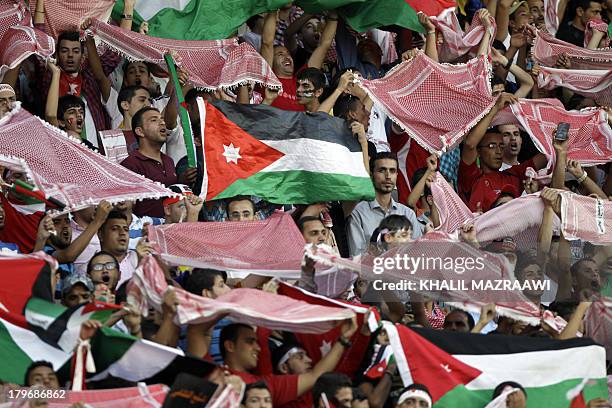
[163,184,193,207]
[61,274,94,294]
[509,0,527,15]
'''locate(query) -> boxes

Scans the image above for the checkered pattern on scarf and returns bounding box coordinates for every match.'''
[533,30,612,70]
[88,19,281,91]
[537,66,612,106]
[0,0,54,79]
[432,8,496,63]
[584,296,612,360]
[544,0,560,35]
[560,192,612,244]
[130,254,354,333]
[147,212,305,277]
[28,0,115,40]
[584,19,611,48]
[0,107,174,212]
[511,99,612,171]
[360,52,496,154]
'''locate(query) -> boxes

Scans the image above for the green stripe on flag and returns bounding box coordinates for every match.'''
[113,0,423,41]
[212,170,375,203]
[434,378,609,407]
[0,320,36,383]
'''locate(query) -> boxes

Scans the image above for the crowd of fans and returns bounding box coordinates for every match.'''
[0,0,611,407]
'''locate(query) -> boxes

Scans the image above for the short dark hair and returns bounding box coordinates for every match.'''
[24,361,54,386]
[576,0,601,12]
[296,67,327,91]
[445,309,475,330]
[492,381,527,400]
[86,250,120,274]
[184,268,228,295]
[378,214,413,234]
[242,381,270,403]
[58,95,85,125]
[297,215,323,233]
[514,250,540,280]
[219,323,252,359]
[225,196,255,218]
[369,151,399,174]
[100,210,128,231]
[333,94,362,120]
[57,31,84,52]
[122,60,151,77]
[570,257,597,277]
[117,85,150,115]
[312,372,352,405]
[132,106,159,137]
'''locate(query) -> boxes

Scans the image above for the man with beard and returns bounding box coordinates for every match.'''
[33,201,112,280]
[120,107,179,218]
[347,152,423,257]
[260,10,337,111]
[458,93,547,212]
[0,84,17,120]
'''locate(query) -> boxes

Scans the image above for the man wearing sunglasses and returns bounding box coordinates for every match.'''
[458,93,547,212]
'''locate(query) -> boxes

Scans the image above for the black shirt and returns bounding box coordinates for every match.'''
[556,22,585,47]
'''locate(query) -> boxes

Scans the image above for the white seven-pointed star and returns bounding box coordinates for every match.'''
[319,340,332,357]
[222,143,242,164]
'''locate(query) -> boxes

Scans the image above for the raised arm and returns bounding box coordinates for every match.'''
[119,0,135,31]
[297,317,358,396]
[418,13,439,62]
[283,13,315,55]
[491,49,534,97]
[45,61,61,127]
[261,12,278,68]
[407,155,437,210]
[462,92,518,165]
[477,9,493,56]
[308,12,338,69]
[495,0,514,42]
[567,160,608,199]
[538,188,559,262]
[33,0,45,25]
[318,70,353,113]
[81,19,112,103]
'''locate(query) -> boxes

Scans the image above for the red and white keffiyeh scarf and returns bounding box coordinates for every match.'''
[537,65,612,106]
[87,19,281,91]
[584,19,611,48]
[129,255,354,333]
[543,0,560,35]
[360,52,495,154]
[28,0,115,40]
[511,99,612,171]
[0,106,175,212]
[584,296,612,359]
[0,0,54,79]
[533,30,612,70]
[147,212,305,278]
[560,192,612,243]
[431,8,496,63]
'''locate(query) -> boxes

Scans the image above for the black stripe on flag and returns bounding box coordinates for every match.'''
[210,100,364,152]
[412,327,602,355]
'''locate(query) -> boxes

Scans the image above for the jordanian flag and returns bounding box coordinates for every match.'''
[385,323,608,407]
[25,298,119,352]
[0,253,54,314]
[112,0,423,41]
[87,327,216,385]
[198,100,374,204]
[0,311,70,384]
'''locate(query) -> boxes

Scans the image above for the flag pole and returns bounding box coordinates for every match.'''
[164,53,197,168]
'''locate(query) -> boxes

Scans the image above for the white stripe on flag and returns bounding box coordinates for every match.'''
[383,321,413,386]
[260,139,369,177]
[133,0,192,20]
[461,345,606,390]
[197,97,208,199]
[89,339,182,382]
[1,319,70,369]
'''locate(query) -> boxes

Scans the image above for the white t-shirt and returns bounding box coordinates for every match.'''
[118,250,139,287]
[367,105,390,152]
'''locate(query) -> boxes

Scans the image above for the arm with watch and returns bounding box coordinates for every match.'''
[567,159,607,199]
[120,0,136,31]
[296,316,358,396]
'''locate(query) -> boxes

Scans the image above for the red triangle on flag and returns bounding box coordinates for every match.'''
[569,393,587,408]
[405,0,456,17]
[203,103,284,200]
[393,325,482,402]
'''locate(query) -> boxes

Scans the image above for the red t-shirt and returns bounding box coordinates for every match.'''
[389,131,433,204]
[228,368,299,406]
[458,159,534,212]
[271,76,305,112]
[0,194,44,253]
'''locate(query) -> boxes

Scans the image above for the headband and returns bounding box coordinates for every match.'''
[276,347,305,370]
[162,191,193,207]
[0,84,15,95]
[397,390,432,407]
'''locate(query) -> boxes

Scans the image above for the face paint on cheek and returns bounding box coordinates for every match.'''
[301,91,314,97]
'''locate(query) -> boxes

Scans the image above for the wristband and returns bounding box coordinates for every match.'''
[576,171,588,184]
[122,14,133,19]
[504,59,513,70]
[337,336,352,348]
[427,30,436,35]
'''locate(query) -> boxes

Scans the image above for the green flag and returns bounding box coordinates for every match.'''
[112,0,424,40]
